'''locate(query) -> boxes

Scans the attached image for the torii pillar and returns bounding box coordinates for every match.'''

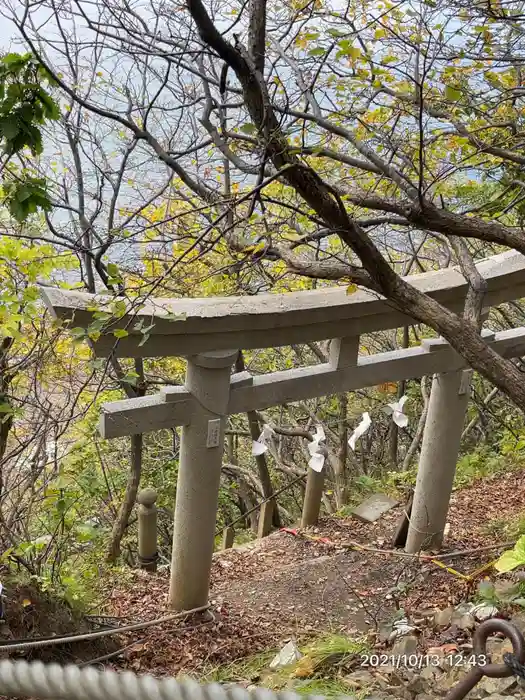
[405,367,471,553]
[168,349,237,610]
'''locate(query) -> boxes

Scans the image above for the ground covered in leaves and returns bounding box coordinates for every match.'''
[96,465,525,679]
[0,574,119,666]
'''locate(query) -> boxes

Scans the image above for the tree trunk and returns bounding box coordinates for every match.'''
[106,358,146,563]
[236,352,281,527]
[0,338,14,498]
[462,386,498,440]
[335,393,349,507]
[106,433,143,562]
[403,376,430,470]
[388,327,409,468]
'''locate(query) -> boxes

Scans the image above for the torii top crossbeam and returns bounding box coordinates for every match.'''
[41,251,525,358]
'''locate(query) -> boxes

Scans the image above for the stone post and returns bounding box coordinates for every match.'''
[257,500,274,538]
[168,350,237,611]
[137,488,158,572]
[405,369,471,553]
[222,526,235,549]
[301,468,325,527]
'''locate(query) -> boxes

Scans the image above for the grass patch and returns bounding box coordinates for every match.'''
[302,634,368,663]
[454,449,525,489]
[198,632,370,697]
[291,677,357,696]
[201,649,277,684]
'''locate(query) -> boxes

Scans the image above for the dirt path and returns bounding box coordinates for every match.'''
[105,465,525,677]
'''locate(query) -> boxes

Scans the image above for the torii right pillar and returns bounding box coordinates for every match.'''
[405,368,471,553]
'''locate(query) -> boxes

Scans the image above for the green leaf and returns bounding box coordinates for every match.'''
[121,372,139,386]
[113,329,129,338]
[107,263,122,282]
[88,318,108,333]
[494,535,525,573]
[240,123,257,135]
[308,47,326,57]
[345,46,362,60]
[36,87,60,120]
[75,523,99,542]
[15,185,32,202]
[3,176,52,222]
[494,551,523,573]
[70,327,87,341]
[477,579,495,598]
[1,52,32,66]
[92,310,111,321]
[0,116,19,140]
[445,85,461,101]
[327,28,347,37]
[56,498,67,516]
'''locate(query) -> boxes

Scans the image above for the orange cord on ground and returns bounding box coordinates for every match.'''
[280,528,496,582]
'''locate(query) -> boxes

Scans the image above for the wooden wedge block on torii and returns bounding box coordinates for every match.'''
[351,493,399,523]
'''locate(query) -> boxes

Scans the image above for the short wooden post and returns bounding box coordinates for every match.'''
[301,468,325,527]
[222,526,235,549]
[137,488,158,572]
[257,500,274,538]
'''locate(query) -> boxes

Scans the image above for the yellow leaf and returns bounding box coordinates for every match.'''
[346,46,362,61]
[292,656,316,678]
[243,241,266,255]
[346,283,358,295]
[379,382,397,393]
[22,599,32,607]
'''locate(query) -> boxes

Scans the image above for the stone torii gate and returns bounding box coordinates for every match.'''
[41,251,525,611]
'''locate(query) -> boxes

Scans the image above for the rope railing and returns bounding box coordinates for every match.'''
[0,659,288,700]
[0,606,209,653]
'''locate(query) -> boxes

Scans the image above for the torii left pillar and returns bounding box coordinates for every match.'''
[168,349,237,611]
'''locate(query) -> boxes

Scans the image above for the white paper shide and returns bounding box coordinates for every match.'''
[307,425,326,472]
[252,424,275,455]
[384,395,409,427]
[348,411,372,451]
